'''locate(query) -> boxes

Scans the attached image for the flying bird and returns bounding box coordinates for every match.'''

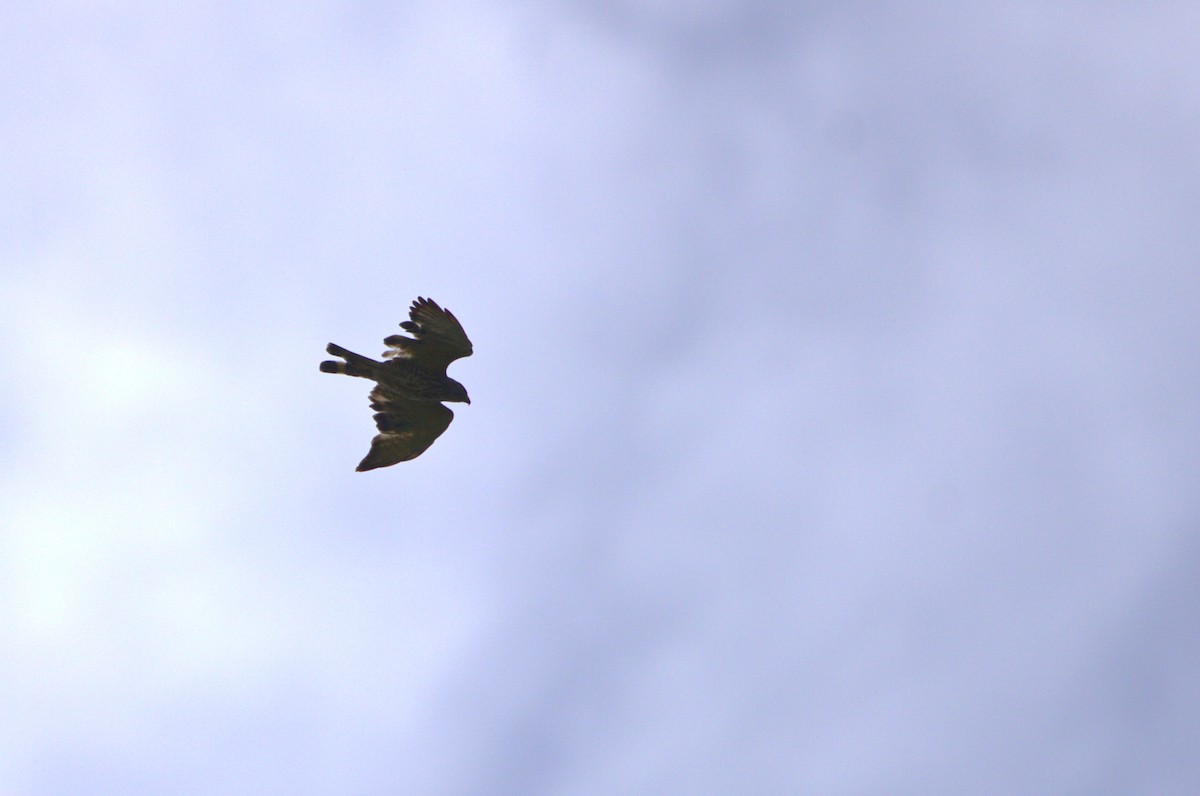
[320,297,473,470]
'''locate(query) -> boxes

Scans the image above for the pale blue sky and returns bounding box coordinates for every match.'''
[2,2,1198,793]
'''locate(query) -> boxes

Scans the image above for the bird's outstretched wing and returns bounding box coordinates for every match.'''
[355,388,455,471]
[382,296,473,372]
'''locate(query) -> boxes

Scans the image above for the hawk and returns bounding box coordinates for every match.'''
[320,297,473,470]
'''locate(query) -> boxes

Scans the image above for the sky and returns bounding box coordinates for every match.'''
[2,2,1198,793]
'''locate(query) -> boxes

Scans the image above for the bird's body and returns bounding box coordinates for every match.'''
[321,344,469,404]
[320,297,473,470]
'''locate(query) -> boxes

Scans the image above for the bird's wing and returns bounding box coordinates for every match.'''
[382,296,473,371]
[355,389,455,471]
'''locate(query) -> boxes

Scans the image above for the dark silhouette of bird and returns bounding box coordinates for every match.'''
[320,297,473,470]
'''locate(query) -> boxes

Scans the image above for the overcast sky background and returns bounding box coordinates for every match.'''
[2,2,1198,794]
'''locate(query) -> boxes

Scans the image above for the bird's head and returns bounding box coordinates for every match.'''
[446,378,471,404]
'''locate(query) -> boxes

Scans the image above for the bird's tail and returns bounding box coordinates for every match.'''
[320,343,380,379]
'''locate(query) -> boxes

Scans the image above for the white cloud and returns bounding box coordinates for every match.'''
[1,1,1198,793]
